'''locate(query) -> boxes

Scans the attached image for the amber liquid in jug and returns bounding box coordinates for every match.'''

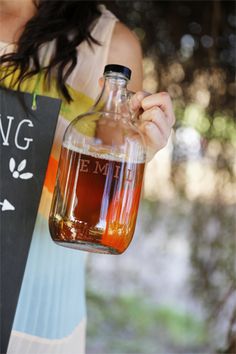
[49,65,146,254]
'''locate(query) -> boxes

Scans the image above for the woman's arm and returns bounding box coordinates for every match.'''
[107,21,175,158]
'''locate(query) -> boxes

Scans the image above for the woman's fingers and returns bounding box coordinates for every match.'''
[144,123,169,151]
[141,92,176,127]
[129,91,175,158]
[140,106,170,138]
[129,91,150,112]
[139,106,171,151]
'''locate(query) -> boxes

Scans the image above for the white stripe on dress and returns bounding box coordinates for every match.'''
[7,318,86,354]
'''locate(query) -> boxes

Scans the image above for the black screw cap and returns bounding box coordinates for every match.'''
[104,64,132,80]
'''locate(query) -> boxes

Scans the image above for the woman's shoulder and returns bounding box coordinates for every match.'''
[107,21,143,91]
[109,22,142,58]
[95,5,141,56]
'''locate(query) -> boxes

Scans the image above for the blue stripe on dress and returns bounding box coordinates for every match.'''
[12,213,86,339]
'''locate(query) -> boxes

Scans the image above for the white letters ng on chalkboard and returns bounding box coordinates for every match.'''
[0,114,34,150]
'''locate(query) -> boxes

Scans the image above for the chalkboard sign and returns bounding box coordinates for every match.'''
[0,87,61,353]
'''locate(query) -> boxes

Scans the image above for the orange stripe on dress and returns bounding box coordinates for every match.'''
[44,155,59,193]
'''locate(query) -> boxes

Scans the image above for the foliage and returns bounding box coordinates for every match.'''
[86,290,208,353]
[190,202,236,352]
[106,1,235,117]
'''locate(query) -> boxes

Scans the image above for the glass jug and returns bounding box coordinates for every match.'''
[49,64,146,254]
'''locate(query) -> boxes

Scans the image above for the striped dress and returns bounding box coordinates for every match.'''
[0,6,117,354]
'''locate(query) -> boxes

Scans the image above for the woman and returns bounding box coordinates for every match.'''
[0,1,175,353]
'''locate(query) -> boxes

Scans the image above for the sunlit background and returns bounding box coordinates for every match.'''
[86,1,236,353]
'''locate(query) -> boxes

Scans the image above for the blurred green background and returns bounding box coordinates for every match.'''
[86,1,236,353]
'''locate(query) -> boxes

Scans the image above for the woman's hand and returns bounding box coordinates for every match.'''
[130,91,176,160]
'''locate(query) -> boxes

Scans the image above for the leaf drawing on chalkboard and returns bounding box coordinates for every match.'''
[9,157,34,180]
[17,159,27,171]
[9,157,16,172]
[19,173,33,180]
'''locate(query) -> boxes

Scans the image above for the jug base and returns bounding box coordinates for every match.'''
[53,239,122,255]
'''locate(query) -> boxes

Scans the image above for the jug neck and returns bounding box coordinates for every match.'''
[92,72,131,117]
